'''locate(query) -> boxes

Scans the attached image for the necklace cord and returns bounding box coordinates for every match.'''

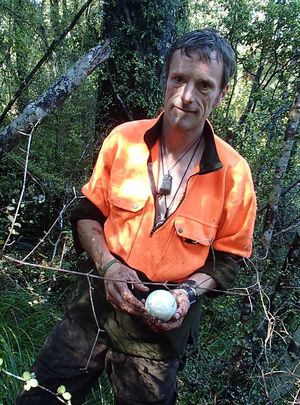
[161,134,202,174]
[158,134,203,197]
[163,137,202,218]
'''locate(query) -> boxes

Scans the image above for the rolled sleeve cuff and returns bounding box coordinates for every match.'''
[196,249,241,298]
[69,198,107,254]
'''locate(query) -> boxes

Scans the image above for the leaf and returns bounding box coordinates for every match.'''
[29,378,38,387]
[22,371,31,381]
[23,382,31,391]
[7,215,15,223]
[0,358,3,367]
[57,385,66,394]
[62,392,72,400]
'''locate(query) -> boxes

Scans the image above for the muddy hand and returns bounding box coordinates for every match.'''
[104,262,149,316]
[142,289,190,332]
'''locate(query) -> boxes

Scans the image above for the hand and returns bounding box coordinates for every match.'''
[142,289,190,332]
[104,262,149,316]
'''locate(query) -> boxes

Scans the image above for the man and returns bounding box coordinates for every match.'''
[16,29,256,404]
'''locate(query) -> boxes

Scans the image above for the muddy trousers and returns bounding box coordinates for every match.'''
[15,315,179,405]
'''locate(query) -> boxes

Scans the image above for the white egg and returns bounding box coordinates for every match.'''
[145,290,177,322]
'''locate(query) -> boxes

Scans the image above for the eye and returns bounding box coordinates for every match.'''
[198,81,211,93]
[172,75,184,84]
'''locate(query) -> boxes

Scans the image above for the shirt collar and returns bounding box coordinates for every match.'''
[144,112,223,174]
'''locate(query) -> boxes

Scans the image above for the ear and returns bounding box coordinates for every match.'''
[213,85,229,107]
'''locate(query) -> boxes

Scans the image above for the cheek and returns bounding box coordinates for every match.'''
[203,94,217,110]
[166,86,182,101]
[164,90,173,104]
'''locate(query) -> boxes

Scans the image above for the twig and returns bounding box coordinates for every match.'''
[2,121,39,250]
[256,268,276,358]
[1,253,253,296]
[58,239,68,268]
[273,221,300,237]
[106,62,133,120]
[80,269,105,371]
[50,232,62,263]
[21,196,78,262]
[1,369,67,404]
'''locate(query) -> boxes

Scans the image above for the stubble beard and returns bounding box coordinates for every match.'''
[169,106,200,134]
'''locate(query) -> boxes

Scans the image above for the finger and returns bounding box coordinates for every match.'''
[173,302,189,320]
[107,282,147,315]
[129,273,149,292]
[143,315,184,332]
[171,290,190,320]
[120,287,146,312]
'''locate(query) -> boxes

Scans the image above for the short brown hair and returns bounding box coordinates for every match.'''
[165,28,236,89]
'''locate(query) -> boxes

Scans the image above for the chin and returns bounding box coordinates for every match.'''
[173,117,197,132]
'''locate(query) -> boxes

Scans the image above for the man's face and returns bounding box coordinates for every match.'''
[164,50,227,135]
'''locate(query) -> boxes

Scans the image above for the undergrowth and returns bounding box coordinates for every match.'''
[0,276,114,405]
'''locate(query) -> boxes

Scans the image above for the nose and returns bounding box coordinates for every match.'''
[181,82,194,104]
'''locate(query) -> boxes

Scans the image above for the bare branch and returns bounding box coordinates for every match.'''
[1,254,253,296]
[0,0,94,125]
[273,221,300,237]
[2,121,40,250]
[0,41,111,159]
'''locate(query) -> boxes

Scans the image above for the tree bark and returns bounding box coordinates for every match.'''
[0,41,111,159]
[94,0,184,141]
[259,81,300,256]
[268,232,300,403]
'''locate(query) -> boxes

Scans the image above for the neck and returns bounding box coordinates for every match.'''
[162,120,205,154]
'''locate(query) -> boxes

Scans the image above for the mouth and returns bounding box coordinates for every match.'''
[174,106,196,114]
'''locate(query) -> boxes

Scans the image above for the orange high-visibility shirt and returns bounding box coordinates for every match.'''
[82,115,256,282]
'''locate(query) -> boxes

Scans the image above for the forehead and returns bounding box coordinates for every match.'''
[168,49,223,87]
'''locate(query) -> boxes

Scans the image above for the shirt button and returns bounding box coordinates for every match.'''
[132,203,138,210]
[178,227,183,233]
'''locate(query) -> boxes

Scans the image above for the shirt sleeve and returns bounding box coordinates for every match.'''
[213,160,257,258]
[197,160,256,297]
[81,132,118,217]
[69,198,107,254]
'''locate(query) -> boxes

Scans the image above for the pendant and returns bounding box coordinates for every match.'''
[159,174,172,195]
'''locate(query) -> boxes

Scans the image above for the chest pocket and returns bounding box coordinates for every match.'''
[108,184,149,215]
[174,217,217,246]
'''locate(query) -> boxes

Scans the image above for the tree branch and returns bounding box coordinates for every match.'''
[0,41,111,159]
[257,178,300,213]
[0,0,94,125]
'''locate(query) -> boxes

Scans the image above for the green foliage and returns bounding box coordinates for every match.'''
[0,277,114,404]
[0,285,60,402]
[0,0,299,404]
[56,385,72,403]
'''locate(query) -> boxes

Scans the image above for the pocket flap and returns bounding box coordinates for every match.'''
[109,186,148,212]
[174,217,216,245]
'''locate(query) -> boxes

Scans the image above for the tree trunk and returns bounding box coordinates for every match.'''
[259,81,300,259]
[0,41,110,159]
[13,0,30,112]
[238,54,265,128]
[268,231,300,403]
[94,0,185,142]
